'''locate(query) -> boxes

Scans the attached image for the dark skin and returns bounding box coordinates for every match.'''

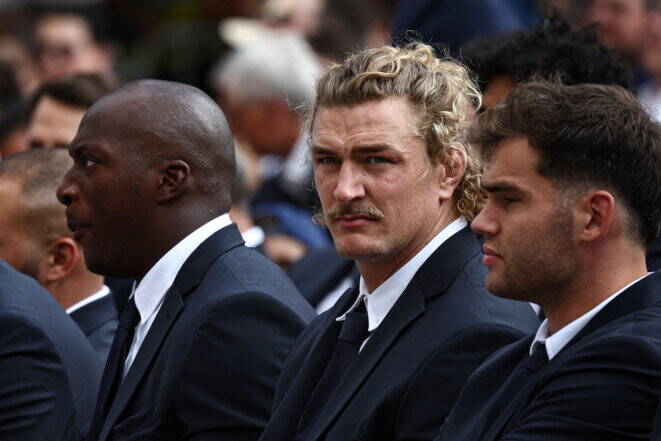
[56,80,236,282]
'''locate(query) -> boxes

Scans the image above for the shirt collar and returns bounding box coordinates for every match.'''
[66,285,110,314]
[337,216,467,331]
[530,273,651,359]
[241,225,265,248]
[133,214,232,323]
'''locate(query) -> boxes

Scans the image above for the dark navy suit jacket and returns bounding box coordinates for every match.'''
[70,292,119,363]
[0,261,102,440]
[647,236,661,271]
[259,227,539,441]
[96,224,316,441]
[288,246,360,309]
[437,271,661,441]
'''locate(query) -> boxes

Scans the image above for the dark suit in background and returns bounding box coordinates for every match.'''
[259,227,539,441]
[437,271,661,441]
[98,225,316,441]
[70,291,119,363]
[0,260,102,441]
[288,246,360,310]
[647,235,661,271]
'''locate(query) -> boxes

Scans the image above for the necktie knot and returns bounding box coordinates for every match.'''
[117,297,140,331]
[338,311,370,345]
[521,343,549,373]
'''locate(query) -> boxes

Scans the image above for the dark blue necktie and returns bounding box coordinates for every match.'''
[88,297,140,441]
[480,343,549,437]
[294,303,370,441]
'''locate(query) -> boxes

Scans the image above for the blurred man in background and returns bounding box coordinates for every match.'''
[0,148,117,363]
[33,9,115,83]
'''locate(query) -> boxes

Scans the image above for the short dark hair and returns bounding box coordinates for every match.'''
[462,16,632,93]
[472,77,661,247]
[0,148,73,241]
[27,72,118,120]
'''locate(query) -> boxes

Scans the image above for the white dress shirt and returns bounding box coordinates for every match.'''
[123,214,232,377]
[337,216,468,349]
[66,285,111,314]
[530,273,650,359]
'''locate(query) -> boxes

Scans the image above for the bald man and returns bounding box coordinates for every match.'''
[57,79,315,441]
[0,148,117,363]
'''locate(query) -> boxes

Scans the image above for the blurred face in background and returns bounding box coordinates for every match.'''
[642,8,661,78]
[35,14,112,82]
[586,0,650,63]
[27,96,86,149]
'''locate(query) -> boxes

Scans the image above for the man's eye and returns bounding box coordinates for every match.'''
[81,157,95,168]
[317,156,339,165]
[367,156,389,164]
[502,196,518,204]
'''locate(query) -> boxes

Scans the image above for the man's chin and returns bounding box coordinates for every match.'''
[334,242,387,262]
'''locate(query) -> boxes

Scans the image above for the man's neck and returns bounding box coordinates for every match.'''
[50,274,106,310]
[357,212,463,292]
[543,261,648,335]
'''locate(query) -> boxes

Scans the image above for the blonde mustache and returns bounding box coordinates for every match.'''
[326,205,386,220]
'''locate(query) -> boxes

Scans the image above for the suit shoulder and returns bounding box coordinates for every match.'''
[198,245,315,318]
[436,254,539,333]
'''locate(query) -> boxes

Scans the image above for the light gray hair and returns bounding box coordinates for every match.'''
[212,30,321,109]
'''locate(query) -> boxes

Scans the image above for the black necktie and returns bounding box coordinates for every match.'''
[294,303,370,441]
[480,343,549,437]
[88,297,140,441]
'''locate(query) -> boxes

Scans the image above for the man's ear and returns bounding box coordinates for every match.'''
[577,190,616,243]
[42,237,78,284]
[437,144,467,201]
[156,160,190,202]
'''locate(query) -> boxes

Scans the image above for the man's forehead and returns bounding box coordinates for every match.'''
[312,98,421,142]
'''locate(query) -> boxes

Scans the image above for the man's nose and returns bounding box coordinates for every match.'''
[470,202,499,237]
[333,163,365,203]
[56,172,77,206]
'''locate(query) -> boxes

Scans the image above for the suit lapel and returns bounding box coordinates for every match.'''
[99,284,184,441]
[306,281,426,441]
[99,224,246,441]
[307,226,482,441]
[570,270,661,345]
[478,338,535,441]
[266,286,357,440]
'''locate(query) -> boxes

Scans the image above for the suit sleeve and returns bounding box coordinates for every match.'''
[175,292,308,441]
[0,313,81,441]
[395,324,530,441]
[500,334,661,441]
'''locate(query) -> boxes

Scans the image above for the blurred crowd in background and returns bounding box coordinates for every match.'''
[1,0,660,292]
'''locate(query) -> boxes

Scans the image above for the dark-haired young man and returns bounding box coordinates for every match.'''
[436,78,661,441]
[462,16,631,110]
[27,72,117,149]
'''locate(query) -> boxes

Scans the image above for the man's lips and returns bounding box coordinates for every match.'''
[482,245,503,266]
[67,219,91,241]
[332,214,377,228]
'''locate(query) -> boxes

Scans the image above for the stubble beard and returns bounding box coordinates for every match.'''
[486,208,582,306]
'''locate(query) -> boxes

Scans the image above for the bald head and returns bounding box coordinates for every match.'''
[85,79,236,211]
[57,79,239,279]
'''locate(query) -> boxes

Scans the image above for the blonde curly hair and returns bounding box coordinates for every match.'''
[309,42,486,221]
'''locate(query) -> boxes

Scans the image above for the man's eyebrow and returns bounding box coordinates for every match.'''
[481,181,522,193]
[310,143,397,156]
[352,144,394,154]
[310,145,334,155]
